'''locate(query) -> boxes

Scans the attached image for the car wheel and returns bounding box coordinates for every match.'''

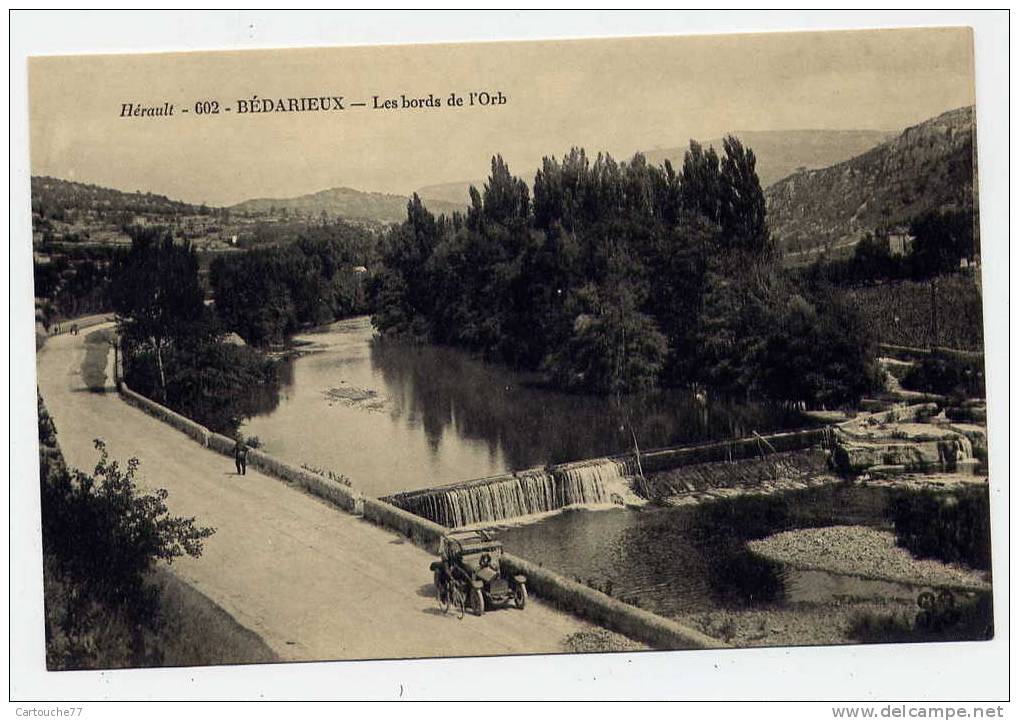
[514,584,527,610]
[470,588,485,617]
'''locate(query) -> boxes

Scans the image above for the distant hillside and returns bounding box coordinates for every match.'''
[32,176,203,219]
[644,129,895,190]
[766,106,977,257]
[232,187,464,224]
[30,176,226,247]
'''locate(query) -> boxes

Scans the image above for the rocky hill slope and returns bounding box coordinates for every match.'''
[644,129,895,190]
[766,106,977,257]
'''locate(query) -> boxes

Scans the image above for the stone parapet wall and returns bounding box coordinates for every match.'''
[358,497,725,650]
[119,382,362,514]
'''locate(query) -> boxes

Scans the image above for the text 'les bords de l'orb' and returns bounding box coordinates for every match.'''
[119,91,507,118]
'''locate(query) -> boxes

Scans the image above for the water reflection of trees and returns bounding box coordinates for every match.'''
[369,337,810,471]
[690,488,891,608]
[233,355,292,431]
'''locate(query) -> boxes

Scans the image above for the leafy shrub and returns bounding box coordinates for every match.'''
[901,355,985,398]
[125,334,280,436]
[42,440,215,619]
[38,398,216,668]
[890,486,991,570]
[755,290,883,407]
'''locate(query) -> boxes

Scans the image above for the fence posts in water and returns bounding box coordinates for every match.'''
[630,427,650,499]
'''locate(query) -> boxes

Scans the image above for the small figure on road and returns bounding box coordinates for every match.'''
[234,437,249,476]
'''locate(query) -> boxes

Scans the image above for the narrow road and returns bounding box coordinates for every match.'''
[36,327,639,661]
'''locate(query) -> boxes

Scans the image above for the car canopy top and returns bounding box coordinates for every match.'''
[441,530,504,557]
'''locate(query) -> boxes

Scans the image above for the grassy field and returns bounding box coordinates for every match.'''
[847,274,984,351]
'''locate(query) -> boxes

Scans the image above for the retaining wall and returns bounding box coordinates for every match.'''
[121,385,211,448]
[362,498,447,553]
[359,498,725,650]
[118,382,362,514]
[500,553,726,651]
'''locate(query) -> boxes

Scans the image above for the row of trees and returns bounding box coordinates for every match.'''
[372,142,881,406]
[113,227,279,435]
[104,219,378,433]
[210,223,375,346]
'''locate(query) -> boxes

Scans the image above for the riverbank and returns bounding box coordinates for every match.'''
[675,524,992,648]
[679,598,917,648]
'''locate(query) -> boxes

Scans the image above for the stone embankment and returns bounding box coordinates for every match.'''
[119,383,363,514]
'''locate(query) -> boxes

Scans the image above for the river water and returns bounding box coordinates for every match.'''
[239,318,941,638]
[241,316,809,498]
[492,484,913,619]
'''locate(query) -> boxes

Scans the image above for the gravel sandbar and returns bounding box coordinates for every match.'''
[748,526,990,590]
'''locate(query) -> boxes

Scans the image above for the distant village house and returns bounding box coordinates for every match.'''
[880,226,915,256]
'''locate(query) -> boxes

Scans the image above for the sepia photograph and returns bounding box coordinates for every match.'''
[9,10,1009,706]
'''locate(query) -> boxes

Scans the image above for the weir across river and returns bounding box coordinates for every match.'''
[384,427,835,528]
[385,457,642,527]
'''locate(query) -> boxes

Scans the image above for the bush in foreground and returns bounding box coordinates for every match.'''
[889,485,991,571]
[38,398,225,669]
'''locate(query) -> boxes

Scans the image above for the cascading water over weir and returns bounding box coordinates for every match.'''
[384,427,836,528]
[385,457,642,527]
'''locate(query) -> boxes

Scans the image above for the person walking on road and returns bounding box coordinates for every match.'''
[234,436,249,476]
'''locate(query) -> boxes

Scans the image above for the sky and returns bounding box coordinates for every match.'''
[29,26,975,207]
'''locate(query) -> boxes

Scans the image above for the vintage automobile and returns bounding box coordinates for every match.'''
[430,530,527,616]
